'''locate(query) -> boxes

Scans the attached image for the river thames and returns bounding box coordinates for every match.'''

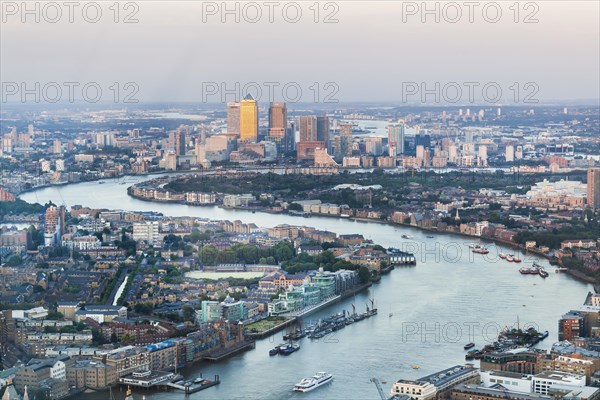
[21,177,593,400]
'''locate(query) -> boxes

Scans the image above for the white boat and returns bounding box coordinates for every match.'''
[293,372,333,392]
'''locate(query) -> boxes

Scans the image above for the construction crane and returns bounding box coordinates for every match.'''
[371,378,388,400]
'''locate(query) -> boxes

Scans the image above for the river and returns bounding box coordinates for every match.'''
[20,178,593,400]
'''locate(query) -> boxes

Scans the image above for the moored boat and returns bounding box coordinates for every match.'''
[464,342,475,350]
[279,343,300,355]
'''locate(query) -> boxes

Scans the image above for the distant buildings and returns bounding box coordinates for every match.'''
[132,221,160,245]
[587,168,600,209]
[240,94,258,142]
[44,205,62,247]
[268,102,287,139]
[227,101,241,136]
[388,123,405,156]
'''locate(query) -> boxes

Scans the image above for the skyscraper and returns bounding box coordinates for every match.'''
[339,123,352,138]
[240,95,258,142]
[175,129,186,156]
[227,102,241,136]
[388,123,405,155]
[268,102,287,139]
[316,116,330,146]
[299,116,317,142]
[588,168,600,209]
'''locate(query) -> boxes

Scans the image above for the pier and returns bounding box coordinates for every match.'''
[203,340,256,361]
[167,375,221,394]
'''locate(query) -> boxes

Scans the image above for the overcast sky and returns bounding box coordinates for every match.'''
[1,1,599,104]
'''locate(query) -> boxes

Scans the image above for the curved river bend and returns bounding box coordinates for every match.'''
[21,177,593,400]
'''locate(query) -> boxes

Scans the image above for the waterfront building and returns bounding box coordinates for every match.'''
[96,346,150,377]
[222,194,255,208]
[480,351,539,374]
[220,295,247,322]
[559,312,585,341]
[532,371,586,395]
[240,95,258,142]
[480,370,533,392]
[66,359,117,390]
[451,384,551,400]
[200,301,220,322]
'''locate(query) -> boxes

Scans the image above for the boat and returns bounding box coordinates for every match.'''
[519,266,538,275]
[293,372,333,392]
[464,342,475,350]
[412,365,420,369]
[124,387,134,400]
[513,256,522,263]
[506,255,514,262]
[472,246,490,255]
[426,235,434,238]
[269,347,280,356]
[499,253,508,259]
[401,234,413,239]
[194,377,206,384]
[538,268,549,278]
[279,343,300,355]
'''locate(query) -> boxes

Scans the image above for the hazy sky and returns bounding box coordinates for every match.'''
[1,1,599,104]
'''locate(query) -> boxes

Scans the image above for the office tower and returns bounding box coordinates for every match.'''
[505,145,515,162]
[268,102,287,139]
[388,123,405,155]
[515,145,523,159]
[240,94,258,142]
[299,116,317,142]
[478,145,488,166]
[316,116,330,146]
[227,102,241,135]
[339,122,352,138]
[588,168,600,209]
[175,129,186,156]
[415,133,431,148]
[464,131,474,143]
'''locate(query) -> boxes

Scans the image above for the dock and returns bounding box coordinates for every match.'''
[168,375,220,394]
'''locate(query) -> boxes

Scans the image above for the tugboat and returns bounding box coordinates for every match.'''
[471,245,490,255]
[279,342,300,355]
[269,345,281,356]
[464,342,475,350]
